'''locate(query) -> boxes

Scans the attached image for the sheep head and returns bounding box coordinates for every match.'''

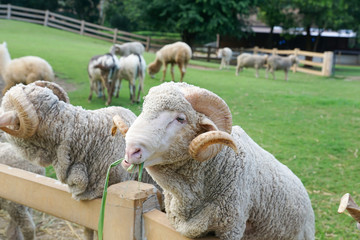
[0,81,69,139]
[338,193,360,229]
[123,82,238,170]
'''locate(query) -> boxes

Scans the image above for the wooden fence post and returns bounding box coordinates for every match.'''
[146,36,151,52]
[43,10,49,26]
[80,20,85,35]
[6,4,11,19]
[207,46,211,62]
[253,46,259,54]
[112,28,118,43]
[272,48,278,55]
[293,48,300,73]
[322,51,334,76]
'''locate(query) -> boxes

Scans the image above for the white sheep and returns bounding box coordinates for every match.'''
[109,42,145,56]
[217,47,233,70]
[147,41,192,82]
[236,53,268,78]
[0,81,162,239]
[0,42,55,95]
[87,53,120,106]
[266,54,299,81]
[113,53,146,104]
[0,142,45,240]
[120,82,315,239]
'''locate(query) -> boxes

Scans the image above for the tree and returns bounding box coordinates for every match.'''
[0,0,58,11]
[60,0,100,23]
[122,0,257,46]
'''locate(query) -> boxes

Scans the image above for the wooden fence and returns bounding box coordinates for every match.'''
[0,163,217,240]
[192,46,334,76]
[0,4,164,51]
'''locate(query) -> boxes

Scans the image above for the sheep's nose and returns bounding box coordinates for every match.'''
[126,146,142,163]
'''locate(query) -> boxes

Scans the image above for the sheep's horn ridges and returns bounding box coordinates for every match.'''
[182,87,232,134]
[0,87,39,138]
[338,193,360,223]
[111,115,128,137]
[34,81,70,103]
[189,131,238,162]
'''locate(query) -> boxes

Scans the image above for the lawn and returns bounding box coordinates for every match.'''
[1,19,360,239]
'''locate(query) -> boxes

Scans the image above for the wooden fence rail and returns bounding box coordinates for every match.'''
[0,4,156,51]
[0,163,217,240]
[192,46,334,76]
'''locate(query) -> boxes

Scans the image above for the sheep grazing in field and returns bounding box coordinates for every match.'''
[0,42,55,95]
[148,41,192,82]
[338,193,360,230]
[236,53,268,78]
[109,42,145,56]
[217,47,233,70]
[120,82,315,239]
[87,53,119,106]
[0,142,45,240]
[266,54,299,81]
[113,53,146,104]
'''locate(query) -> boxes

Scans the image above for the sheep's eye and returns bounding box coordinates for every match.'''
[176,116,186,123]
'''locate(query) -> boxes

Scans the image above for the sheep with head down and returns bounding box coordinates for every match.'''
[119,82,315,239]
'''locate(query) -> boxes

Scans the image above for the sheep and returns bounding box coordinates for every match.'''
[0,81,163,239]
[109,42,145,57]
[0,142,45,240]
[87,53,120,106]
[147,41,192,82]
[0,42,55,95]
[113,53,146,104]
[338,193,360,230]
[217,47,233,70]
[266,54,299,81]
[235,53,268,78]
[119,82,315,239]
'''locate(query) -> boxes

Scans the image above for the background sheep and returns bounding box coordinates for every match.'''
[266,54,299,81]
[236,53,268,78]
[113,53,146,104]
[87,53,119,106]
[0,142,45,240]
[109,42,145,56]
[0,42,55,95]
[147,41,192,82]
[121,82,315,239]
[217,47,233,70]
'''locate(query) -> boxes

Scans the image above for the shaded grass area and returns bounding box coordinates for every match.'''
[1,19,360,239]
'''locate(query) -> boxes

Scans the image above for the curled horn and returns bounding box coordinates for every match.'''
[0,86,39,138]
[182,86,237,161]
[111,115,129,137]
[338,193,360,223]
[34,81,70,103]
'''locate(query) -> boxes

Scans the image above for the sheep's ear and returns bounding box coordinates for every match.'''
[198,117,218,132]
[111,115,129,137]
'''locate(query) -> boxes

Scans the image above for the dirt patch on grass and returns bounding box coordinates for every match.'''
[188,64,218,71]
[0,76,86,240]
[344,76,360,81]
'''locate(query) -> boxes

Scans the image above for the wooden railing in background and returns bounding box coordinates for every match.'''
[0,4,154,51]
[192,46,334,76]
[0,163,218,240]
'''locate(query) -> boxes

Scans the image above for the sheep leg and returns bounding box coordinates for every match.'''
[136,82,142,104]
[255,66,259,78]
[271,68,276,80]
[284,69,288,81]
[6,204,35,240]
[161,64,167,82]
[170,63,175,82]
[129,83,135,103]
[235,65,241,76]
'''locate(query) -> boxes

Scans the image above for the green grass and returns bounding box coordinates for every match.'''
[1,19,360,239]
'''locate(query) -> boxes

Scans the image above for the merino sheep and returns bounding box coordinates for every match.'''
[0,42,55,95]
[0,142,45,240]
[217,47,233,70]
[113,53,146,104]
[236,53,268,78]
[87,53,119,106]
[109,42,145,56]
[266,54,299,81]
[120,82,315,239]
[148,41,192,82]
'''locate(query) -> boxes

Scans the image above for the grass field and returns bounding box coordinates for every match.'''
[1,19,360,239]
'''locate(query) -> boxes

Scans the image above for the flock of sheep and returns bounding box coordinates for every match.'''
[0,39,354,240]
[217,47,299,81]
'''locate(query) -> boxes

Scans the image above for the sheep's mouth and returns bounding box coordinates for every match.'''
[122,159,132,169]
